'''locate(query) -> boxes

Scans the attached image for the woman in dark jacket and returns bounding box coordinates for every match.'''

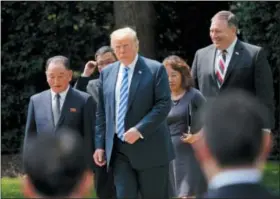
[163,55,207,198]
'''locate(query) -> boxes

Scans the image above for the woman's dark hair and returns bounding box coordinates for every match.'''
[163,55,194,90]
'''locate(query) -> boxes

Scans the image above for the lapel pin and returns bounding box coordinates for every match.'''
[138,70,142,74]
[235,52,239,55]
[70,108,77,112]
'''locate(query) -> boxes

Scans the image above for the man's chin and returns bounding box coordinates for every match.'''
[213,42,221,48]
[51,87,64,93]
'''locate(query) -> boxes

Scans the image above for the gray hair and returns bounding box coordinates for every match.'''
[211,10,239,32]
[45,55,70,70]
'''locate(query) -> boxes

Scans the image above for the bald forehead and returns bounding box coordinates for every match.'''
[46,61,68,71]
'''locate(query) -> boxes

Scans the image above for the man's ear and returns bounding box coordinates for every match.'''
[69,70,73,80]
[22,175,38,198]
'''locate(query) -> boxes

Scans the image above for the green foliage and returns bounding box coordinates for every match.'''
[1,2,114,153]
[231,2,280,159]
[153,1,229,63]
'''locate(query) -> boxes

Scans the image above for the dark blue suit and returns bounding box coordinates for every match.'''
[95,55,175,198]
[24,87,96,169]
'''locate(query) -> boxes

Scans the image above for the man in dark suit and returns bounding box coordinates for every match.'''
[192,89,278,198]
[93,27,175,199]
[22,128,93,198]
[191,10,274,130]
[74,46,117,93]
[80,46,117,199]
[86,46,117,104]
[24,55,96,170]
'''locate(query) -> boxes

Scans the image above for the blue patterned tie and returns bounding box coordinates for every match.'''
[116,67,129,141]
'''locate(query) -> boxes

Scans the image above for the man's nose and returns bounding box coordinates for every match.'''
[54,78,60,84]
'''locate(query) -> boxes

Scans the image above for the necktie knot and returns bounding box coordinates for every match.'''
[55,93,60,100]
[221,50,227,62]
[123,67,129,73]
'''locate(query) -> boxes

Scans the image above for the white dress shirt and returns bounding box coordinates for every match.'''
[215,37,238,76]
[50,85,70,114]
[115,54,138,132]
[209,168,262,190]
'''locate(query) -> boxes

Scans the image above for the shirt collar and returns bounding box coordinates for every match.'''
[209,168,262,190]
[218,37,238,56]
[50,85,70,101]
[120,54,138,71]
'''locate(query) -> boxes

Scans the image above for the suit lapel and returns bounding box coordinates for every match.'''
[110,63,120,120]
[210,46,218,86]
[222,40,244,85]
[46,90,55,128]
[127,57,143,111]
[55,87,73,131]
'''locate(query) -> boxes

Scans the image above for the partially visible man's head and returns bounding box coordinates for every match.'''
[22,128,93,198]
[95,46,117,72]
[210,10,238,50]
[45,55,72,93]
[110,27,139,66]
[193,90,272,180]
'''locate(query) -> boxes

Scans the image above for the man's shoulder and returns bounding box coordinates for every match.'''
[138,55,164,73]
[101,61,119,75]
[141,55,162,66]
[88,79,99,87]
[239,40,262,52]
[30,90,50,101]
[196,44,215,55]
[71,87,91,99]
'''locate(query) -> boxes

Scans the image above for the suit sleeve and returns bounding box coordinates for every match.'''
[24,97,37,151]
[74,76,92,92]
[95,73,106,149]
[190,91,206,133]
[135,65,171,138]
[86,81,99,104]
[191,51,199,89]
[254,48,275,129]
[83,96,96,168]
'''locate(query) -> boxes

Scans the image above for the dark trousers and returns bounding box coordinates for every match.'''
[111,137,170,199]
[94,165,116,199]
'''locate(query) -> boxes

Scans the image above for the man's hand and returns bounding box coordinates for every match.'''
[123,127,142,144]
[93,149,106,167]
[82,61,97,77]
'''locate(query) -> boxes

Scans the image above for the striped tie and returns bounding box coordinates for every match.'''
[216,50,227,87]
[116,67,129,141]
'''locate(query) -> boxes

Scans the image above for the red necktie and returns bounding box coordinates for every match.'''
[216,50,227,87]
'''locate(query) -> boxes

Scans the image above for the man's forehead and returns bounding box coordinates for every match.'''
[97,52,115,61]
[112,34,134,43]
[46,71,67,75]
